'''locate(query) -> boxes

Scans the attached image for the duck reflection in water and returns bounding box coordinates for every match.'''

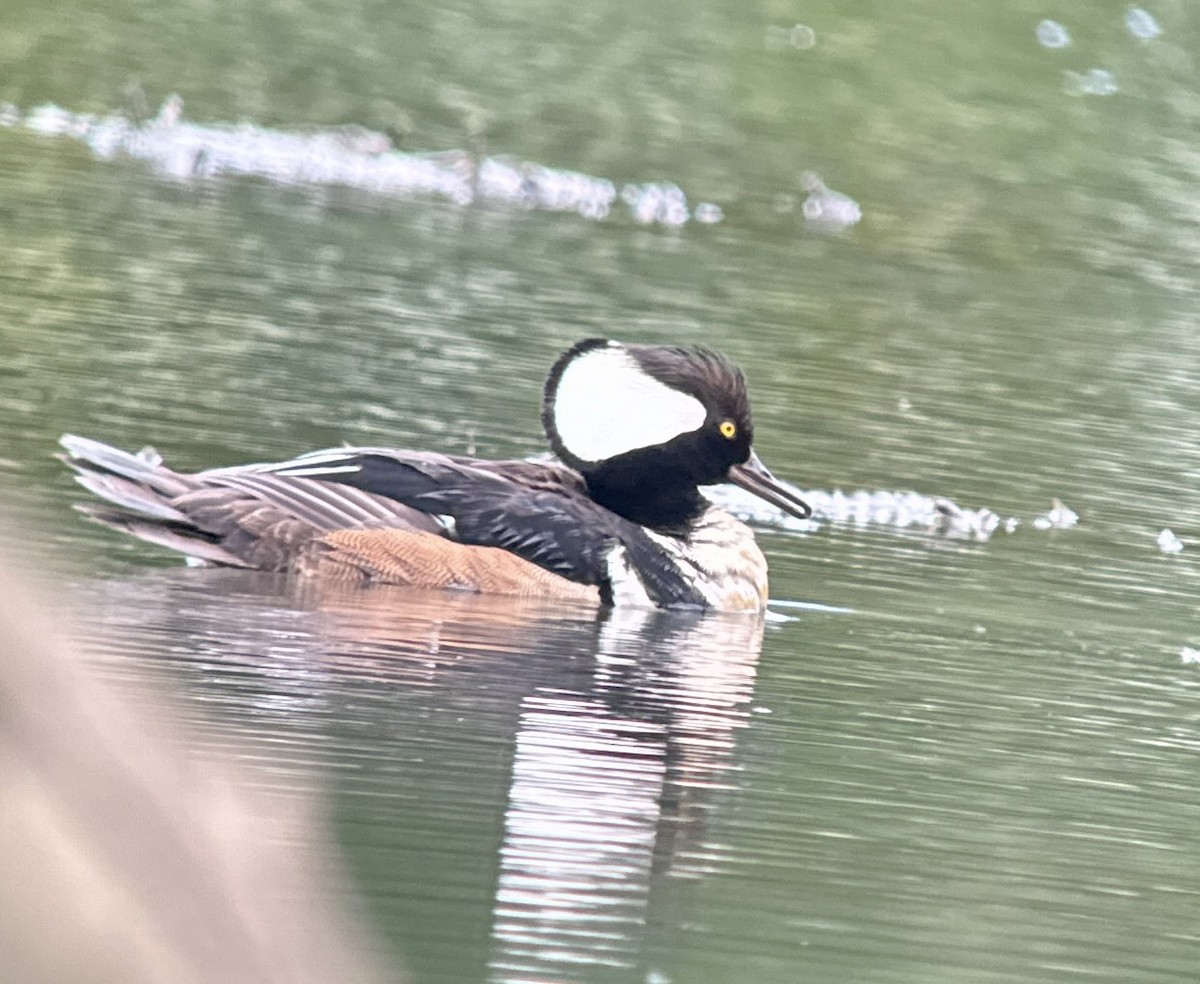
[82,570,769,982]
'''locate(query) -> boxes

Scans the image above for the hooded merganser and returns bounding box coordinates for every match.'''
[60,338,811,612]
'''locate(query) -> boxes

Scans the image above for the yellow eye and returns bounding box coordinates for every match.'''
[719,420,737,439]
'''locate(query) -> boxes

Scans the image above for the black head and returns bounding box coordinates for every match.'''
[541,338,810,531]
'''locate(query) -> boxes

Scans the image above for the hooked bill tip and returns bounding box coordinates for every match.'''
[726,457,811,520]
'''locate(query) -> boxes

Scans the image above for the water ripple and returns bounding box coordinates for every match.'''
[1124,7,1162,41]
[1036,19,1072,50]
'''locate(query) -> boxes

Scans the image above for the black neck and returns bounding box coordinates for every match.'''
[583,459,708,535]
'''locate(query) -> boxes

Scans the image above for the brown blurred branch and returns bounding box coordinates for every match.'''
[0,535,395,984]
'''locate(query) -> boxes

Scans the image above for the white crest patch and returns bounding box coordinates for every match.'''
[552,345,706,462]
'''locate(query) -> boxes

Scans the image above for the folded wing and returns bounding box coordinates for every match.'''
[61,438,705,606]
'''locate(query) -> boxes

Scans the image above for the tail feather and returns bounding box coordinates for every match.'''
[74,504,249,567]
[70,471,190,522]
[60,434,230,563]
[59,434,191,496]
[58,434,426,573]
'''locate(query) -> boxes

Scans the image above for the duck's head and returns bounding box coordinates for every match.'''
[542,338,811,531]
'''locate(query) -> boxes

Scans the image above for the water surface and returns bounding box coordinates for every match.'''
[3,1,1199,981]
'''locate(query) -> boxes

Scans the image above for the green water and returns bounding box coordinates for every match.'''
[3,1,1199,981]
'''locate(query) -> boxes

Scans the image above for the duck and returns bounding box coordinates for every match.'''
[60,338,811,612]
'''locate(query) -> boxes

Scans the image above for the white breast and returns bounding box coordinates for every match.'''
[645,506,769,612]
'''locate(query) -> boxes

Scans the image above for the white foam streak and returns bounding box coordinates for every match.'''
[9,99,726,228]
